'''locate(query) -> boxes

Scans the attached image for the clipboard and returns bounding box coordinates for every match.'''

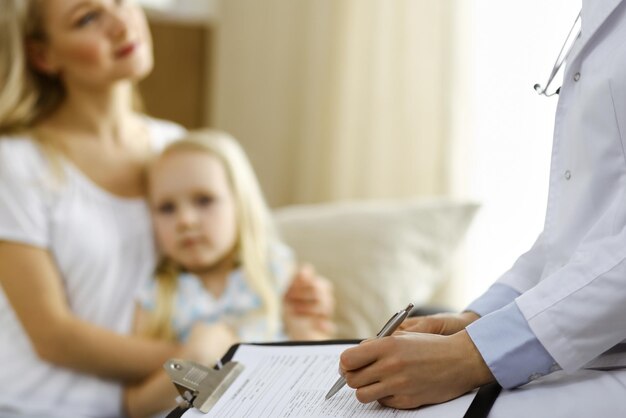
[164,339,360,418]
[164,339,498,418]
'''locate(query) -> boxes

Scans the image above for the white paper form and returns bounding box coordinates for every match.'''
[183,344,476,418]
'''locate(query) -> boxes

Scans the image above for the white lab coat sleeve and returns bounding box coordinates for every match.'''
[492,232,549,294]
[515,187,626,372]
[464,236,564,388]
[465,283,520,317]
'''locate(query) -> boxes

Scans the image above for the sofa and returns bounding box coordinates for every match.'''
[274,198,478,339]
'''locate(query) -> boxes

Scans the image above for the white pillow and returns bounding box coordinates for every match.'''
[273,198,478,338]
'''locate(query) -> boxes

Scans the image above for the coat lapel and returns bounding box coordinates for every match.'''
[567,0,623,65]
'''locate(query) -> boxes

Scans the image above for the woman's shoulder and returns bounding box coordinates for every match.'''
[0,132,40,153]
[143,116,187,151]
[0,134,47,178]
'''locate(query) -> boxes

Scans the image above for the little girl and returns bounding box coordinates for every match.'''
[125,129,335,417]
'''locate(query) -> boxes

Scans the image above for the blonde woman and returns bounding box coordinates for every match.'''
[125,130,335,417]
[0,1,213,416]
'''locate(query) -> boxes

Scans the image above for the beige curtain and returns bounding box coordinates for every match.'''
[211,0,460,207]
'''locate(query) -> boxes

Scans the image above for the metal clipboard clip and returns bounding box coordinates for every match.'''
[164,358,244,413]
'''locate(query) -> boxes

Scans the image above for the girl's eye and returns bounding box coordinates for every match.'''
[75,10,101,28]
[195,195,215,207]
[156,202,176,215]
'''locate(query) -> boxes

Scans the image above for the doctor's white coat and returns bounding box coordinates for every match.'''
[499,0,626,373]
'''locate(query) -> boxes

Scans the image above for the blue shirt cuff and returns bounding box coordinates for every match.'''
[466,301,560,389]
[465,283,520,317]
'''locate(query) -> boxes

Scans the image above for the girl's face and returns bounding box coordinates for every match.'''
[34,0,153,88]
[149,150,239,273]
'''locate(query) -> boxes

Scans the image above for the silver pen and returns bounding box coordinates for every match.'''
[325,302,415,400]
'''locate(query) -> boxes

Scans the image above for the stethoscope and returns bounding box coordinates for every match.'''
[533,10,582,97]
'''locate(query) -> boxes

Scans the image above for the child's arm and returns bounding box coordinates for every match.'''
[282,264,336,340]
[124,308,238,418]
[0,242,178,381]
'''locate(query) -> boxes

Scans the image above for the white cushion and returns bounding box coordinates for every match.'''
[274,198,478,338]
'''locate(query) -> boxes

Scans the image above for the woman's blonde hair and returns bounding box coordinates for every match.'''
[146,129,281,341]
[0,0,144,135]
[0,0,65,134]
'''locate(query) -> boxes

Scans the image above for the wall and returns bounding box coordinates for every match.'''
[138,7,215,129]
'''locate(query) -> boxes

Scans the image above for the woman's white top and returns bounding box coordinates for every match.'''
[0,118,184,417]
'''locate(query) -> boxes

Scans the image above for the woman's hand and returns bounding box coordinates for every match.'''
[283,264,336,339]
[340,330,494,409]
[398,311,480,335]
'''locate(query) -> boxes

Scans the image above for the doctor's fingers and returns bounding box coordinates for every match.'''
[398,316,449,334]
[346,357,438,409]
[356,357,441,410]
[398,312,475,336]
[378,393,429,410]
[353,376,408,405]
[343,357,390,390]
[340,338,390,371]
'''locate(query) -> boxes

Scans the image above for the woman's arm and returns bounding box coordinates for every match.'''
[0,242,178,382]
[124,371,178,418]
[124,309,239,418]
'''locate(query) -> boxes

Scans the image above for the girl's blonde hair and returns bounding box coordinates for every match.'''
[0,0,63,134]
[146,129,281,341]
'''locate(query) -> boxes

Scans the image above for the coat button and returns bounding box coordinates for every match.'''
[574,72,581,81]
[564,170,571,180]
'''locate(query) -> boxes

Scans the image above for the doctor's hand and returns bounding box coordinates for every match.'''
[339,330,494,409]
[398,311,479,335]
